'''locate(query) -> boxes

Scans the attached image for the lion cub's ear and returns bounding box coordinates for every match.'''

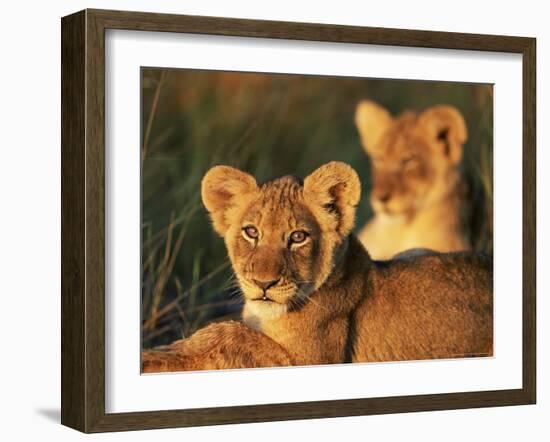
[419,105,468,165]
[354,100,393,154]
[201,166,258,237]
[303,162,361,237]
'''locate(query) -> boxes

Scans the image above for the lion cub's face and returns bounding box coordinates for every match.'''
[202,162,360,318]
[355,101,467,217]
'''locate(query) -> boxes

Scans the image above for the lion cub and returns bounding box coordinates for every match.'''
[142,162,492,372]
[355,101,470,259]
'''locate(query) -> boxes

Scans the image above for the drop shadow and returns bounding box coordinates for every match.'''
[35,408,60,423]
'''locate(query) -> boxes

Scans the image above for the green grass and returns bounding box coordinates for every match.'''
[140,68,493,348]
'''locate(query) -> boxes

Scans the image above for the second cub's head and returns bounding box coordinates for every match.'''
[355,100,467,217]
[201,162,360,315]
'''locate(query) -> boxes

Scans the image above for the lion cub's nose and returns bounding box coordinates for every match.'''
[378,192,391,203]
[253,278,280,292]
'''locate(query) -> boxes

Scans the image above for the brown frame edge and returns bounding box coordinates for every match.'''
[61,8,536,433]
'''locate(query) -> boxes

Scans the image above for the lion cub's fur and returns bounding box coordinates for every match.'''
[142,162,492,373]
[355,101,470,259]
[142,321,293,372]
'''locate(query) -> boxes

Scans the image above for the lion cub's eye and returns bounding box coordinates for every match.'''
[401,157,417,169]
[243,226,259,240]
[290,230,308,244]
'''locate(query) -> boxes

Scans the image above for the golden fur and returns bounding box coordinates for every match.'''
[142,321,293,372]
[142,162,492,372]
[355,100,470,259]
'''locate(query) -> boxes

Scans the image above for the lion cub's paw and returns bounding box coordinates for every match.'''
[142,321,294,373]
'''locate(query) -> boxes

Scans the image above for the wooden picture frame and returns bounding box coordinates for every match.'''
[61,8,536,433]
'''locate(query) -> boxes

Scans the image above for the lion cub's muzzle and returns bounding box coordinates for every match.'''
[250,277,283,302]
[253,277,281,292]
[239,273,300,305]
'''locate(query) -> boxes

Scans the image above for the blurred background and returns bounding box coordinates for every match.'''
[141,68,493,349]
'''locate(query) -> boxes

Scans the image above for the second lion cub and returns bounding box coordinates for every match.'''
[355,100,471,259]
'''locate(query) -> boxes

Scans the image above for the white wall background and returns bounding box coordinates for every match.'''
[0,0,546,440]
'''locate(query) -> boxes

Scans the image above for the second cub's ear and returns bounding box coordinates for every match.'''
[303,162,361,237]
[354,100,393,154]
[201,166,258,237]
[419,105,468,165]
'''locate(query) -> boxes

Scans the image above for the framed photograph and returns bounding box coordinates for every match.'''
[61,9,536,433]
